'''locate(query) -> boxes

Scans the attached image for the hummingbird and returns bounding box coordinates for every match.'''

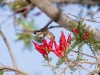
[33,20,55,40]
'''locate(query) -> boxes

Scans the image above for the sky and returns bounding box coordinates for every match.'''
[0,3,100,75]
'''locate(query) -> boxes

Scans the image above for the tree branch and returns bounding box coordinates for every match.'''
[0,30,18,73]
[79,61,96,64]
[58,63,72,75]
[30,0,100,42]
[87,70,97,75]
[78,63,91,73]
[0,65,31,75]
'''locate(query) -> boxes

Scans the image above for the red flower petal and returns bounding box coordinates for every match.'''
[32,42,41,50]
[48,40,53,51]
[59,46,65,54]
[67,34,71,41]
[33,41,46,56]
[49,40,53,48]
[54,42,59,50]
[67,35,71,43]
[38,49,46,55]
[52,50,62,58]
[54,42,64,55]
[42,38,47,46]
[61,31,65,38]
[60,31,67,47]
[65,35,71,48]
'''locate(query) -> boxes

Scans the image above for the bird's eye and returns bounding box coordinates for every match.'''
[33,31,36,34]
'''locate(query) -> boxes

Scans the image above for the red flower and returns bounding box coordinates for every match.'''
[33,42,41,50]
[72,28,78,34]
[42,38,53,53]
[52,31,71,58]
[32,38,53,58]
[85,31,90,36]
[54,42,63,54]
[59,31,67,49]
[83,31,90,40]
[32,42,46,57]
[51,42,63,58]
[83,36,89,39]
[33,31,72,58]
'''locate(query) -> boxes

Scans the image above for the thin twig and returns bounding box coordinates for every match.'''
[58,63,72,75]
[87,70,97,75]
[78,63,91,72]
[68,13,100,23]
[79,61,96,64]
[42,61,55,68]
[0,65,31,75]
[69,53,96,64]
[0,30,18,73]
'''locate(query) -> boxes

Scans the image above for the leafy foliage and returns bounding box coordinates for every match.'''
[68,20,99,55]
[15,18,41,50]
